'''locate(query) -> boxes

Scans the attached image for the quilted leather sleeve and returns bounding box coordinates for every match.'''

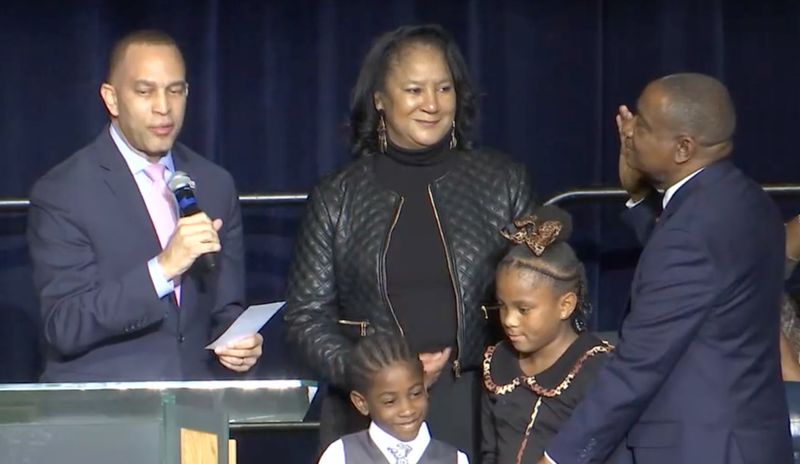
[507,160,537,219]
[435,150,541,370]
[283,183,351,387]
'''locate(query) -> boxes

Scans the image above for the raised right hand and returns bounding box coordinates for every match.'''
[157,213,222,281]
[616,105,650,202]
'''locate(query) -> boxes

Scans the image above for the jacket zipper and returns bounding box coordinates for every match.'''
[381,197,405,336]
[337,319,370,337]
[427,185,462,377]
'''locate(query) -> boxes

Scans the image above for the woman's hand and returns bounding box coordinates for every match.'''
[419,347,452,388]
[780,332,800,381]
[785,217,800,261]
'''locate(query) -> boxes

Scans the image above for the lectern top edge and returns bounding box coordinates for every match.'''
[0,379,318,392]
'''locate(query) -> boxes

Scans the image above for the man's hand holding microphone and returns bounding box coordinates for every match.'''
[157,213,222,281]
[156,172,262,373]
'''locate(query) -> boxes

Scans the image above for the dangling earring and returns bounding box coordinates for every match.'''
[449,120,457,149]
[377,111,388,154]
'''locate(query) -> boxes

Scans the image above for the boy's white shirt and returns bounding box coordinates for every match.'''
[318,421,470,464]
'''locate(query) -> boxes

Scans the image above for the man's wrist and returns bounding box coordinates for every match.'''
[156,253,178,281]
[147,257,175,299]
[627,190,649,204]
[625,198,645,209]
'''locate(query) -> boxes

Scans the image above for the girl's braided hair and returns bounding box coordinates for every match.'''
[498,205,592,333]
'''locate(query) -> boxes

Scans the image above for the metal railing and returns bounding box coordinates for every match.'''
[543,184,800,205]
[5,183,800,434]
[1,185,799,211]
[230,421,320,431]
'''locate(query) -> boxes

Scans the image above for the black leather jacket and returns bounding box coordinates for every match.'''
[283,148,536,387]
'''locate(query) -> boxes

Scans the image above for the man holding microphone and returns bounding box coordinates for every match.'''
[27,30,262,381]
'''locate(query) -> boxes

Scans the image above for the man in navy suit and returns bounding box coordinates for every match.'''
[537,73,793,463]
[27,30,263,382]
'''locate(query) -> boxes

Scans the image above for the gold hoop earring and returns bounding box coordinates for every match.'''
[377,112,388,154]
[449,120,457,149]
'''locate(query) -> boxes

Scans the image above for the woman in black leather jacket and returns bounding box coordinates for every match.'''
[283,24,536,461]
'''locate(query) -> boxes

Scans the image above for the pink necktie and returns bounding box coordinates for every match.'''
[143,164,181,305]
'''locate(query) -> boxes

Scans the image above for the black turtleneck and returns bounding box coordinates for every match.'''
[373,138,458,355]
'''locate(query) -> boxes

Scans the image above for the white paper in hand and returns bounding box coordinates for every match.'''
[205,301,285,350]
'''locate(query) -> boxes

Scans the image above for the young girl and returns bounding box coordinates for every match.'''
[318,332,470,464]
[480,206,619,464]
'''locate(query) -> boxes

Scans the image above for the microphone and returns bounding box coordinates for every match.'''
[167,171,217,272]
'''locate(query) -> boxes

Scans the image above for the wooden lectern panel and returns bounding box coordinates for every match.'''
[228,439,237,464]
[180,428,218,464]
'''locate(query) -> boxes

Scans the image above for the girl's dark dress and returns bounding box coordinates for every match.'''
[480,332,618,464]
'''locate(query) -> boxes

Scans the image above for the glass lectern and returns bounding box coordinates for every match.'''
[0,380,317,464]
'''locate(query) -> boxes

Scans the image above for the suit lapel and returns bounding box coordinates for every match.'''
[618,159,736,333]
[92,128,186,325]
[172,146,204,327]
[93,137,214,326]
[92,127,162,255]
[656,159,735,226]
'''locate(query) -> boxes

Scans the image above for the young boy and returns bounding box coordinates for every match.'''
[318,332,470,464]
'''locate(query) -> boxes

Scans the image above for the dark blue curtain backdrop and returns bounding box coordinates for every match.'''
[3,0,800,462]
[3,0,800,381]
[1,0,800,430]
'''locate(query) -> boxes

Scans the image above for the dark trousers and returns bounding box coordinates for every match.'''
[318,370,481,463]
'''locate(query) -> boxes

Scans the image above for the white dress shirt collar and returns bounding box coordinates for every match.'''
[662,168,704,209]
[316,420,470,464]
[109,123,175,176]
[368,421,431,464]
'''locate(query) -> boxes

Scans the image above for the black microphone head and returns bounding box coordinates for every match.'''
[167,171,195,193]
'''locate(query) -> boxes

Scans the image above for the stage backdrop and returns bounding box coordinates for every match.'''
[4,0,800,461]
[1,0,799,419]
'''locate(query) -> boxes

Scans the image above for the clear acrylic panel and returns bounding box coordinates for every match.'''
[0,380,318,426]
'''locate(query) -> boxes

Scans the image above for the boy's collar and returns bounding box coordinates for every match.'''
[368,420,431,449]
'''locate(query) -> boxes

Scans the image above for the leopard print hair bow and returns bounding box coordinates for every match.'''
[500,215,563,256]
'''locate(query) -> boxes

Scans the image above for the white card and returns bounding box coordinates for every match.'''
[205,301,285,349]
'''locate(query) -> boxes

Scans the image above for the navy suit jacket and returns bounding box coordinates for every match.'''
[27,128,246,382]
[547,159,793,464]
